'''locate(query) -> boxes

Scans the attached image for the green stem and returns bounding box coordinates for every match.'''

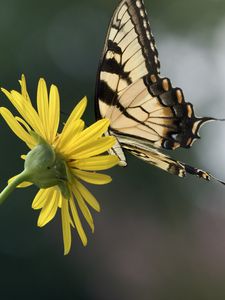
[0,170,30,205]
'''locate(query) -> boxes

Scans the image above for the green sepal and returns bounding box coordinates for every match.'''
[24,132,69,189]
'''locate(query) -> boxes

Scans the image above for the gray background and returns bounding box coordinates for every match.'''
[0,0,225,299]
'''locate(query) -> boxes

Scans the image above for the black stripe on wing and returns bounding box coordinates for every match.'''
[108,74,216,150]
[124,0,160,74]
[123,143,225,185]
[95,0,160,119]
[142,74,215,149]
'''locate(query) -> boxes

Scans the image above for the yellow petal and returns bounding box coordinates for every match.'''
[71,185,94,232]
[56,119,84,152]
[18,182,33,188]
[1,87,14,103]
[8,175,33,188]
[69,196,87,246]
[37,78,49,140]
[72,169,112,185]
[70,136,116,159]
[15,116,31,132]
[3,89,45,138]
[19,74,31,103]
[48,85,60,143]
[32,189,50,209]
[68,119,110,153]
[0,107,35,148]
[37,189,59,227]
[58,194,62,208]
[61,198,72,255]
[75,180,100,212]
[70,155,119,171]
[62,97,87,134]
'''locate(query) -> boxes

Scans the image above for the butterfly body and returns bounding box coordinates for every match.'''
[95,0,224,184]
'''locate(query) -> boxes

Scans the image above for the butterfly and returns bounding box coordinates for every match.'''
[95,0,224,185]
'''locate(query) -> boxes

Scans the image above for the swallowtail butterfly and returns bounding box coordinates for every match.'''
[95,0,224,184]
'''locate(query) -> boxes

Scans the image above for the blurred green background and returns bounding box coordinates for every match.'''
[0,0,225,299]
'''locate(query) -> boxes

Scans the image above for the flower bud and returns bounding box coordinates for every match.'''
[24,133,69,193]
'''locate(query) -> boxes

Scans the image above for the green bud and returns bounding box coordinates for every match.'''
[0,133,71,205]
[24,133,70,195]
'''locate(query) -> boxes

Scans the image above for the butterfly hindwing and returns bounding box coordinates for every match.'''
[123,142,213,181]
[105,74,213,150]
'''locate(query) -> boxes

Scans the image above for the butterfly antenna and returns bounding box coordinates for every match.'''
[199,116,225,123]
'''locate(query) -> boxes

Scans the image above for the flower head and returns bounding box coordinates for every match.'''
[0,75,118,254]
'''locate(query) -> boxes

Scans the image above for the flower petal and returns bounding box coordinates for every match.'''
[0,107,35,148]
[58,194,63,208]
[49,85,60,143]
[70,136,116,159]
[71,185,94,232]
[37,189,59,227]
[15,116,31,132]
[2,89,46,137]
[61,198,72,255]
[68,119,110,153]
[56,119,84,152]
[72,169,112,185]
[19,74,31,103]
[75,180,100,212]
[32,188,50,209]
[62,97,87,134]
[70,155,119,171]
[37,78,49,140]
[69,196,87,246]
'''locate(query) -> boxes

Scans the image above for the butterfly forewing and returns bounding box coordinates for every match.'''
[96,0,160,119]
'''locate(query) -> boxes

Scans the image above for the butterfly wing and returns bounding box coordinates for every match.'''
[95,0,223,184]
[117,134,225,184]
[95,0,213,151]
[95,0,160,119]
[123,142,209,180]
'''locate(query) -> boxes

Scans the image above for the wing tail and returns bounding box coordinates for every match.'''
[124,143,225,185]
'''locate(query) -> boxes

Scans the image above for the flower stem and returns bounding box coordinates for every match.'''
[0,171,30,204]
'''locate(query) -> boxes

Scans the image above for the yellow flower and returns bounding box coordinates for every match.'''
[0,75,119,254]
